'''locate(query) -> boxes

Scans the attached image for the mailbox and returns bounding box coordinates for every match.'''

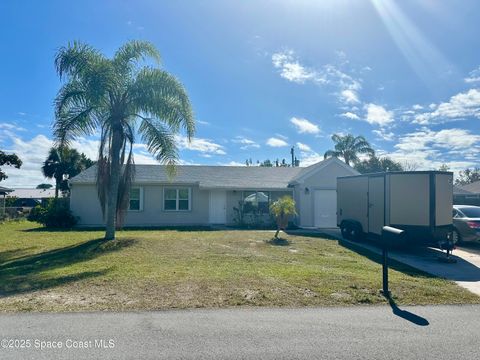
[381,226,407,248]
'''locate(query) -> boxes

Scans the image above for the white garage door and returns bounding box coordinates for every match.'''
[314,190,337,228]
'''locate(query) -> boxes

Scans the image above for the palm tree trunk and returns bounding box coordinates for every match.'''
[104,128,122,240]
[54,180,59,199]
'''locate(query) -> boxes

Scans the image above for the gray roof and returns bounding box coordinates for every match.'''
[70,164,305,190]
[459,181,480,194]
[453,185,472,195]
[7,188,56,199]
[0,185,13,195]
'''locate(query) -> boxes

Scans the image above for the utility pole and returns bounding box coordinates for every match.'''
[290,146,295,167]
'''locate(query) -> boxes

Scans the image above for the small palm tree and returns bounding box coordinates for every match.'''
[53,40,194,240]
[42,147,87,198]
[324,134,374,166]
[270,196,297,239]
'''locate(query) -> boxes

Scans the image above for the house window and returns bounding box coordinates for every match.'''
[243,191,270,214]
[164,188,191,211]
[129,187,143,211]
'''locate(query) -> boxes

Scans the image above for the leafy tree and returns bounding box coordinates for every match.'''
[437,164,450,172]
[80,153,95,169]
[269,196,297,239]
[259,159,273,167]
[53,40,194,240]
[0,151,22,182]
[455,167,480,186]
[324,134,374,166]
[42,147,91,198]
[36,183,53,189]
[354,155,403,174]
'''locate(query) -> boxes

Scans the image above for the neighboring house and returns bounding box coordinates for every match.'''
[0,185,13,215]
[454,181,480,206]
[7,188,56,207]
[69,157,359,228]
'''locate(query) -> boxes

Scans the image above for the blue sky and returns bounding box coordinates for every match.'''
[1,0,480,187]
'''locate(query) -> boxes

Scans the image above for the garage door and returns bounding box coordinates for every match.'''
[314,190,337,228]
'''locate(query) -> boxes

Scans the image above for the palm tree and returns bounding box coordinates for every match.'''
[53,40,194,240]
[324,134,374,166]
[42,146,87,198]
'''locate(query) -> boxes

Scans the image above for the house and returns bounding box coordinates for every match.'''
[0,185,13,215]
[7,188,56,207]
[454,181,480,206]
[69,157,359,228]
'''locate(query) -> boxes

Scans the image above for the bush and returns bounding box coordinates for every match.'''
[28,199,77,228]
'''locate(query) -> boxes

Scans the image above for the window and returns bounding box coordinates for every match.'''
[129,187,143,211]
[164,188,191,211]
[243,191,270,214]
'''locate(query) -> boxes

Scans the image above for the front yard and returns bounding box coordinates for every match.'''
[0,221,478,312]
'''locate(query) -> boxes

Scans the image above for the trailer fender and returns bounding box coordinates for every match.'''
[340,220,364,241]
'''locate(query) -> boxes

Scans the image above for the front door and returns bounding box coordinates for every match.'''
[209,190,227,224]
[368,176,385,235]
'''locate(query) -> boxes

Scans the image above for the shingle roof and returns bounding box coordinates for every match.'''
[70,164,305,190]
[0,185,13,195]
[459,181,480,194]
[7,188,56,199]
[453,185,472,195]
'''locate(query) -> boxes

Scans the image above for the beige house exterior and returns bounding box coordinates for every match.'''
[69,157,358,228]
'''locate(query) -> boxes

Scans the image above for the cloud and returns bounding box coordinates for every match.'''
[465,66,480,83]
[231,136,260,149]
[296,142,312,152]
[0,122,27,131]
[196,120,210,126]
[290,117,320,134]
[219,161,246,166]
[271,51,318,84]
[266,137,288,147]
[175,135,226,155]
[413,89,480,124]
[340,112,360,120]
[340,89,360,104]
[364,103,394,126]
[372,129,395,141]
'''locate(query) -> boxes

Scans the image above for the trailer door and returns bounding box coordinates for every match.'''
[368,176,385,235]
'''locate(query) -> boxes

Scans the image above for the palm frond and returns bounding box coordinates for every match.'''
[113,40,161,73]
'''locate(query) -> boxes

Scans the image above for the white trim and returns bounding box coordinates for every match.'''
[128,186,144,212]
[163,187,192,212]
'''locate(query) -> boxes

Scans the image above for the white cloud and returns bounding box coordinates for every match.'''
[373,129,395,141]
[412,104,423,110]
[465,66,480,83]
[0,122,27,131]
[219,161,246,166]
[340,112,360,120]
[232,136,260,149]
[274,133,288,140]
[413,89,480,124]
[340,89,360,104]
[272,51,317,84]
[290,117,320,134]
[364,103,394,126]
[175,135,226,155]
[196,120,210,126]
[296,142,312,152]
[266,137,288,147]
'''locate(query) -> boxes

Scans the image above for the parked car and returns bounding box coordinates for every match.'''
[452,205,480,243]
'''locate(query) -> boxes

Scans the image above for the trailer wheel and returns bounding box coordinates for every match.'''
[351,227,363,242]
[451,229,461,245]
[340,224,351,240]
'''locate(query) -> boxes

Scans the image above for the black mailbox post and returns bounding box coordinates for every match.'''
[380,226,407,298]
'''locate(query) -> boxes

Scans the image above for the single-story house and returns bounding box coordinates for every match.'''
[0,185,13,215]
[69,157,359,228]
[454,181,480,206]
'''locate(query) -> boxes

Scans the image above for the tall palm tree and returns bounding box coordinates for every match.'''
[42,146,87,198]
[53,40,194,240]
[324,134,374,166]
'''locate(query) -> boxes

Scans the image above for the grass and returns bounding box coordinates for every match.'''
[0,220,478,312]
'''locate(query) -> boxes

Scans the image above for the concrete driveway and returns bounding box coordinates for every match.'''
[309,228,480,296]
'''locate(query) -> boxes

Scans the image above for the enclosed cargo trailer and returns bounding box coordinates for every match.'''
[337,171,453,246]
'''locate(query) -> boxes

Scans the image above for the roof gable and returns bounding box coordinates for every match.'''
[289,157,359,184]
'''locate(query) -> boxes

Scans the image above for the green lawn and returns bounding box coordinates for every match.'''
[0,220,478,312]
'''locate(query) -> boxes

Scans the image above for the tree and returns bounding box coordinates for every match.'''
[0,151,22,182]
[42,147,91,198]
[53,40,194,240]
[259,159,273,167]
[354,155,403,174]
[401,161,419,171]
[437,164,450,172]
[455,167,480,186]
[36,183,53,189]
[269,196,297,239]
[324,134,374,166]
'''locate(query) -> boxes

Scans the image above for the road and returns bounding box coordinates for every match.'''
[0,305,479,359]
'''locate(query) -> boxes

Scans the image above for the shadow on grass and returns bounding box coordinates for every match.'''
[266,237,291,246]
[388,297,429,326]
[0,237,135,297]
[339,239,437,279]
[284,230,339,241]
[22,225,216,233]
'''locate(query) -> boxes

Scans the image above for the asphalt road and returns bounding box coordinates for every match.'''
[0,305,479,360]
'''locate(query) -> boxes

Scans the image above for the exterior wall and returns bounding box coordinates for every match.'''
[294,161,358,227]
[70,183,209,227]
[71,184,292,227]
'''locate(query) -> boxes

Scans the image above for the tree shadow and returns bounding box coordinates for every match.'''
[388,297,429,326]
[0,237,135,297]
[266,237,291,246]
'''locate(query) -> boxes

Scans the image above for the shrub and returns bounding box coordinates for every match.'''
[28,199,77,228]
